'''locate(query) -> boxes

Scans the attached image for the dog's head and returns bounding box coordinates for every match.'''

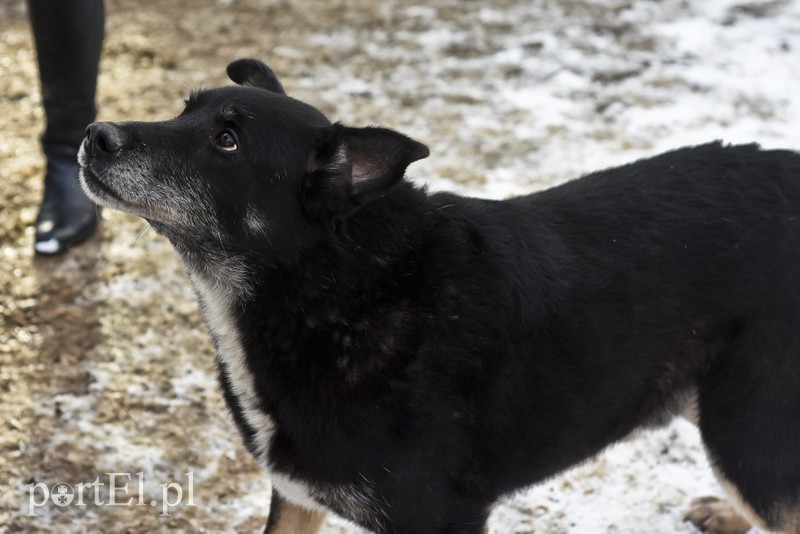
[79,59,428,278]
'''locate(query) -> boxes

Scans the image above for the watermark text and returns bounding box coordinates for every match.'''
[26,472,195,517]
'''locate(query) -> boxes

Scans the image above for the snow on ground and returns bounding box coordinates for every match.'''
[1,0,798,532]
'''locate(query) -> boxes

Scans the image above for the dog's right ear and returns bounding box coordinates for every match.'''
[226,59,286,94]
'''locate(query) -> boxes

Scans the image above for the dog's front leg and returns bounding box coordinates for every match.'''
[264,487,327,534]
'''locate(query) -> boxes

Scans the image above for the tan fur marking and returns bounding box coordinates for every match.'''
[679,387,700,426]
[270,501,327,534]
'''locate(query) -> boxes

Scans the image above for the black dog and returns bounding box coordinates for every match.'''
[79,59,800,534]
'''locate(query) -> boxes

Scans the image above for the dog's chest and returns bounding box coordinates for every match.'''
[189,273,388,524]
[188,275,348,513]
[189,274,277,466]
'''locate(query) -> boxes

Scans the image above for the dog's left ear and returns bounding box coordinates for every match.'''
[307,123,429,210]
[226,59,286,94]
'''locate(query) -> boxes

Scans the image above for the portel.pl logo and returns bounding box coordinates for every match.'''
[26,472,195,517]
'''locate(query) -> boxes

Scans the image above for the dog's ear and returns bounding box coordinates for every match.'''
[226,59,286,94]
[306,123,429,212]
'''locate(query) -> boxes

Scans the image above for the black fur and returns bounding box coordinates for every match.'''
[79,59,800,533]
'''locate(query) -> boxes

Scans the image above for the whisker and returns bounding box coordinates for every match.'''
[132,224,152,247]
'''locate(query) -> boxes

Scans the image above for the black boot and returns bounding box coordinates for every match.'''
[34,145,101,254]
[29,0,105,255]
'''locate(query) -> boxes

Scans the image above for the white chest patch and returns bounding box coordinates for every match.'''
[190,274,276,466]
[270,472,327,513]
[271,472,383,528]
[190,272,372,519]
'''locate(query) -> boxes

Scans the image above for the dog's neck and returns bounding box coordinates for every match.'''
[174,239,256,300]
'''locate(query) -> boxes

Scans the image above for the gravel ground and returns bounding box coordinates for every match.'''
[2,0,799,532]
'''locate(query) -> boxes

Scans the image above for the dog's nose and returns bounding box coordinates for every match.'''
[84,122,124,156]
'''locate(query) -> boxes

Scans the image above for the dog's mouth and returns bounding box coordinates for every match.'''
[79,165,126,206]
[79,163,186,226]
[79,165,164,223]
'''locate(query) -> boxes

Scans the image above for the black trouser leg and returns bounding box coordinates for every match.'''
[29,0,105,254]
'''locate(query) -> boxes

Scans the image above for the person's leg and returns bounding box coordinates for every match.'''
[29,0,104,254]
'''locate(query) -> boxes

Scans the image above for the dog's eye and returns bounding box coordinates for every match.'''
[215,130,238,152]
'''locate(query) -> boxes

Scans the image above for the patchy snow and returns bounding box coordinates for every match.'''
[2,0,798,532]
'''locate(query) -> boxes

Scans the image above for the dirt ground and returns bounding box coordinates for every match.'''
[2,0,799,532]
